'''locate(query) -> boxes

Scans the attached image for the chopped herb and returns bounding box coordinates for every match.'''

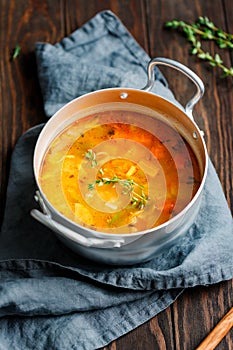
[12,45,21,60]
[107,213,120,226]
[85,149,97,167]
[88,183,95,190]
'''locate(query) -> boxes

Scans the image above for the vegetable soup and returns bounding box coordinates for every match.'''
[39,109,201,234]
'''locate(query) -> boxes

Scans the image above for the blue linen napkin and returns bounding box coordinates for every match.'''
[0,10,232,350]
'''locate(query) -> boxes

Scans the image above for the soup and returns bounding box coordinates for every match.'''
[39,109,201,234]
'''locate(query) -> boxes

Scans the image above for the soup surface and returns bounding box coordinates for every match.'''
[39,108,201,234]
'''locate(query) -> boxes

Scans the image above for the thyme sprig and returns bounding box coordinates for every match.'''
[88,175,149,210]
[85,149,97,167]
[165,16,233,77]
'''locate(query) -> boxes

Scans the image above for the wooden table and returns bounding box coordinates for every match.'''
[1,1,232,349]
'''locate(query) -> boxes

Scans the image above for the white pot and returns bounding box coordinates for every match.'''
[31,58,208,265]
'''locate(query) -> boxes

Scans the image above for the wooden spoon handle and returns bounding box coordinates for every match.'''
[196,306,233,350]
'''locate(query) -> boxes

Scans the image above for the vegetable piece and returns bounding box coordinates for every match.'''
[74,203,94,225]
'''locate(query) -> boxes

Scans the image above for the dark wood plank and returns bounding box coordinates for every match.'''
[145,1,233,349]
[173,281,233,350]
[0,0,64,222]
[224,0,233,39]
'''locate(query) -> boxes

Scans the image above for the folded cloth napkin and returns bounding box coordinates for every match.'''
[0,10,232,350]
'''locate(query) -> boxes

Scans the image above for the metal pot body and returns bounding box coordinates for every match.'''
[31,58,208,265]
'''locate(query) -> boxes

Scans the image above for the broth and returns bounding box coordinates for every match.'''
[39,109,201,234]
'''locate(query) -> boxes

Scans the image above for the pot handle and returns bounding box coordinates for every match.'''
[143,57,205,119]
[31,191,125,249]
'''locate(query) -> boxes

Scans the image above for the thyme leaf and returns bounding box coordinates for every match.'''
[12,45,21,60]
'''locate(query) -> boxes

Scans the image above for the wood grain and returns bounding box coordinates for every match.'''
[172,282,233,350]
[196,306,233,350]
[0,1,232,349]
[0,0,63,221]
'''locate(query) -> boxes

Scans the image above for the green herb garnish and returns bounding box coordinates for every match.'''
[107,213,120,226]
[89,175,149,210]
[165,16,233,77]
[85,149,97,167]
[12,45,21,60]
